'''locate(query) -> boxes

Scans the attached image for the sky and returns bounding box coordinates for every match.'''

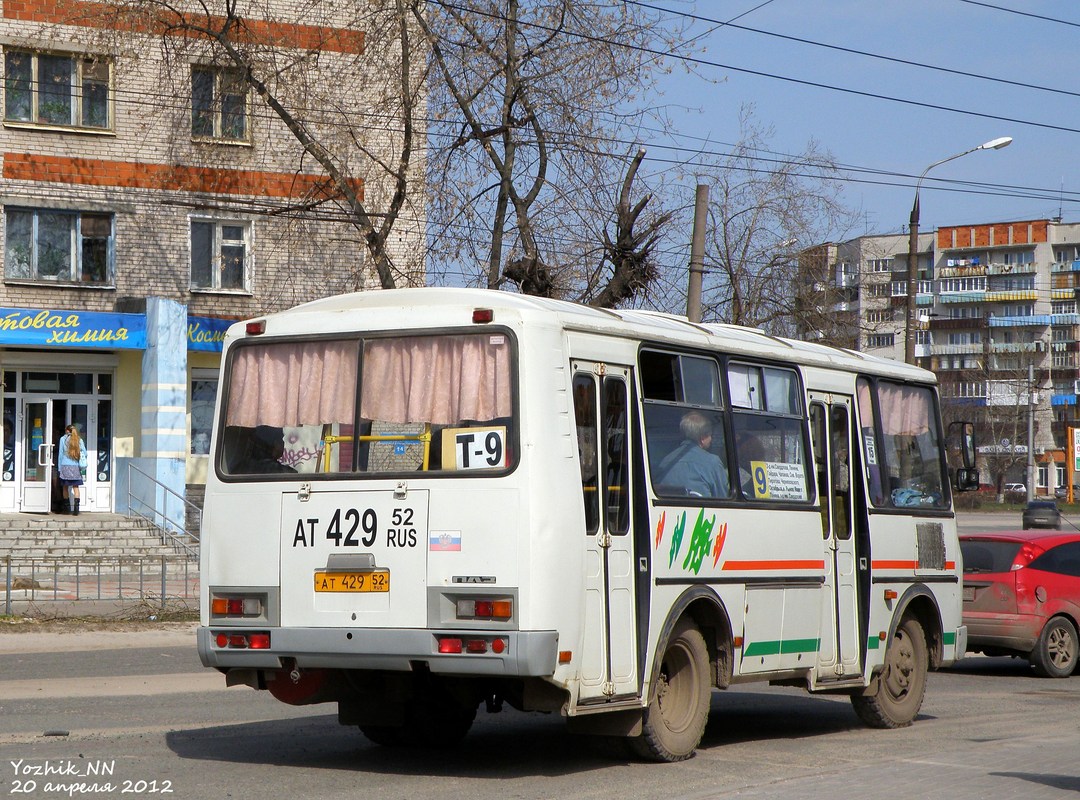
[639,0,1080,239]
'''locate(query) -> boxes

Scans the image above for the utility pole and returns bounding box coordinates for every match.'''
[687,184,708,323]
[1027,363,1035,503]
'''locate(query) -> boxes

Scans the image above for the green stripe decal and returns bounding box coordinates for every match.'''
[942,632,956,646]
[867,636,881,650]
[743,638,821,657]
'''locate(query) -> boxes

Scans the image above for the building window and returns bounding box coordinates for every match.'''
[4,50,110,129]
[191,67,248,141]
[190,219,250,291]
[867,258,892,273]
[4,208,113,285]
[940,277,987,293]
[1002,249,1035,265]
[190,371,218,455]
[867,333,895,348]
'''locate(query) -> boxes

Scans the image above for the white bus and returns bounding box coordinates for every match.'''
[198,287,976,761]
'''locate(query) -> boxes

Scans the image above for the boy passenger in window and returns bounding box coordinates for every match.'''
[656,411,729,498]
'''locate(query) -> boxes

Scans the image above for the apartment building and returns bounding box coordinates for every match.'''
[0,1,424,514]
[818,219,1080,494]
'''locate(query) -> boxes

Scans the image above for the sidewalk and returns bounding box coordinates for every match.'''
[0,621,198,653]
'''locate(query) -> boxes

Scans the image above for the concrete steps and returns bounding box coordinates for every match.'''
[0,513,198,567]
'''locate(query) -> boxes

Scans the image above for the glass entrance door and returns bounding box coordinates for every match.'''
[21,397,53,512]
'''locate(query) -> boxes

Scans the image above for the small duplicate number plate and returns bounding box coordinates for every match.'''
[314,570,390,593]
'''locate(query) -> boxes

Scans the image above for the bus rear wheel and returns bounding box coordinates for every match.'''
[851,616,927,728]
[630,619,711,762]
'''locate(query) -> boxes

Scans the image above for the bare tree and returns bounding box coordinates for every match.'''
[674,107,856,333]
[98,0,427,290]
[412,0,685,301]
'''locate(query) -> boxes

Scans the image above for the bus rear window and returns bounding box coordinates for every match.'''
[220,333,514,477]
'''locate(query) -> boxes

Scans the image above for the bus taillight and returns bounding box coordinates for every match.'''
[438,637,463,654]
[455,598,513,620]
[437,636,508,655]
[210,593,264,618]
[213,631,271,649]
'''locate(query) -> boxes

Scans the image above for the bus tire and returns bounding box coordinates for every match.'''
[851,615,927,729]
[630,619,711,762]
[1030,616,1078,678]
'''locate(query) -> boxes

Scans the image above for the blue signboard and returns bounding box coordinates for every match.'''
[0,307,146,349]
[187,315,232,352]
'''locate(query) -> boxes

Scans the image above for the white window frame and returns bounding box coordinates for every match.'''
[189,218,252,293]
[3,49,112,130]
[191,66,250,142]
[4,207,114,285]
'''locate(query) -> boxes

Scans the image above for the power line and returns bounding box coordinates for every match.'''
[957,0,1080,29]
[626,0,1080,101]
[430,0,1080,136]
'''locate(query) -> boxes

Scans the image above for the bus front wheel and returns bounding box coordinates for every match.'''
[851,616,928,728]
[630,618,711,762]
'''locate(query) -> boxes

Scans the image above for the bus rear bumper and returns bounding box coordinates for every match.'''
[198,626,559,677]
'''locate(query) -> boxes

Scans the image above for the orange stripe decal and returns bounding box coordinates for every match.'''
[721,560,824,571]
[872,560,917,570]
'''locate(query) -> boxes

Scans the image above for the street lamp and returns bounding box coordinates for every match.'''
[904,136,1013,364]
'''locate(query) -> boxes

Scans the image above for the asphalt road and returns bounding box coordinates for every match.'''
[1,623,1079,800]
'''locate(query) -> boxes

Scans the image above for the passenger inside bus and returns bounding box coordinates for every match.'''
[236,426,297,474]
[736,431,766,497]
[655,411,730,498]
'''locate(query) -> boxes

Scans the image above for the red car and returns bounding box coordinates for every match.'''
[961,530,1080,677]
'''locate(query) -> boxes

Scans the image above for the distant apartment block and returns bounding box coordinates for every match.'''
[806,219,1080,494]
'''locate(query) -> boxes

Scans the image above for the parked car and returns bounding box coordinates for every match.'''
[1054,485,1080,500]
[1004,482,1027,495]
[961,530,1080,677]
[1023,499,1062,530]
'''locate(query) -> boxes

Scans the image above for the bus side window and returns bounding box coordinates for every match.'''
[572,374,600,534]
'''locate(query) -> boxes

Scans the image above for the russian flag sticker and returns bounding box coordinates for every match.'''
[429,530,462,551]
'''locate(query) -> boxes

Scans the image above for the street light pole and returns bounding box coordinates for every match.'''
[904,136,1013,364]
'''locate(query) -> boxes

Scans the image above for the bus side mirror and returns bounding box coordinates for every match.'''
[947,421,978,492]
[954,467,980,492]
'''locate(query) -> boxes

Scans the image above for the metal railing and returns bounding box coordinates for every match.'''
[3,555,198,614]
[125,463,201,559]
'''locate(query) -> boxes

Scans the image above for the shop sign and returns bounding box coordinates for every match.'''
[187,315,232,352]
[0,307,145,349]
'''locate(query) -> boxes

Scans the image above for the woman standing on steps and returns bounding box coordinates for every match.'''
[56,424,86,515]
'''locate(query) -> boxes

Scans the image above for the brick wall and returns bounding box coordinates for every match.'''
[0,0,426,315]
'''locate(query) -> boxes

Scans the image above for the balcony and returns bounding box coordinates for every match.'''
[989,341,1043,354]
[986,262,1037,276]
[938,291,986,304]
[938,264,987,279]
[985,289,1038,302]
[931,343,983,355]
[988,314,1052,327]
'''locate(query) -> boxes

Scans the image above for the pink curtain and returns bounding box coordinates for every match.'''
[226,340,358,428]
[360,335,512,424]
[876,383,932,436]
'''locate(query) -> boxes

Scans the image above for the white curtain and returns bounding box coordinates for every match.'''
[225,334,512,429]
[226,340,358,427]
[360,335,512,424]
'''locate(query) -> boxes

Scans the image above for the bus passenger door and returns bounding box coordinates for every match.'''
[810,395,861,678]
[572,362,639,702]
